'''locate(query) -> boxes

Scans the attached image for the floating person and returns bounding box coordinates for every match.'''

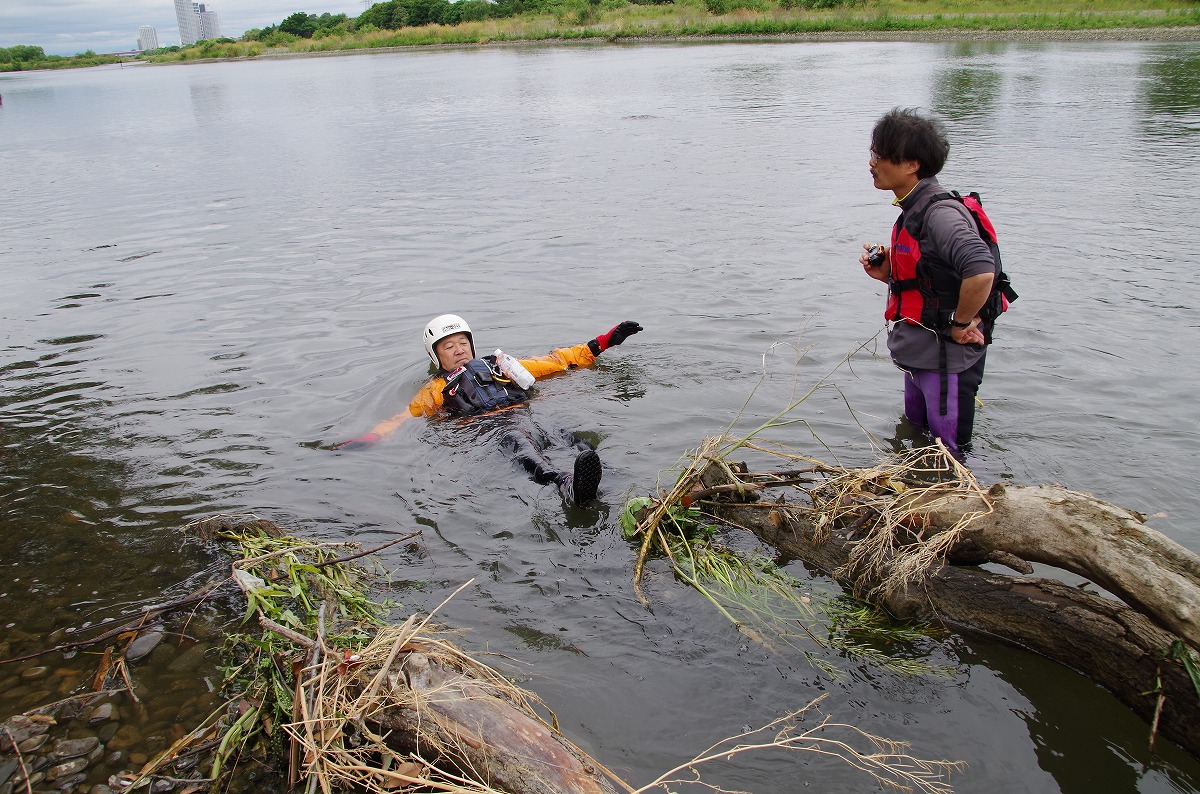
[335,314,643,507]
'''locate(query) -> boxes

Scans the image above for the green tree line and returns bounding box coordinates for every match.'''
[0,45,120,71]
[240,0,685,45]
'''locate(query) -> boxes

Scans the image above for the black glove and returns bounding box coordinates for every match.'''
[589,321,643,355]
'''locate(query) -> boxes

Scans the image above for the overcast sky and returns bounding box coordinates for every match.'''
[1,0,373,56]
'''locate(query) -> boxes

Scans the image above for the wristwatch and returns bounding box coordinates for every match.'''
[948,317,971,329]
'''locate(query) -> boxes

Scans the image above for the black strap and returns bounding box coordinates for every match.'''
[938,335,949,417]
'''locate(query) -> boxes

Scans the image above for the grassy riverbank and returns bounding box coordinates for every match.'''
[144,0,1200,62]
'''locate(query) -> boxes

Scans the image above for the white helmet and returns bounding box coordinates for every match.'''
[423,314,474,367]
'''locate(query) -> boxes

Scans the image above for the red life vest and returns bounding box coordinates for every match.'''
[886,195,972,333]
[886,190,1018,418]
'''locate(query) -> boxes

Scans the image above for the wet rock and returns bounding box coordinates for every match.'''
[45,757,88,781]
[0,715,50,750]
[56,700,83,722]
[88,703,116,724]
[56,771,89,789]
[165,644,209,673]
[0,781,11,794]
[24,690,53,705]
[151,779,174,793]
[97,722,120,743]
[105,749,125,766]
[0,759,18,785]
[12,769,44,787]
[52,736,99,759]
[92,785,115,794]
[105,725,139,751]
[19,667,49,681]
[18,733,49,752]
[125,632,163,664]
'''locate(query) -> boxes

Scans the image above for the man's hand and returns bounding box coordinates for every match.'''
[860,243,890,282]
[589,321,643,355]
[949,320,986,346]
[333,432,381,451]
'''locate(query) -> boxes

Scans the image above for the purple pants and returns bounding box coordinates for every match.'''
[903,369,962,459]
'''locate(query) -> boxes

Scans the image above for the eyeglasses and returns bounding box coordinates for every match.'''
[869,150,881,165]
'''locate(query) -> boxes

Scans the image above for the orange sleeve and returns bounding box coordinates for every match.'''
[519,343,597,379]
[407,377,447,417]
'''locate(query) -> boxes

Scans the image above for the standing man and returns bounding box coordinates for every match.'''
[859,107,997,460]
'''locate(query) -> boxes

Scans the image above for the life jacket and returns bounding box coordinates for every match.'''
[440,357,528,418]
[887,190,1017,344]
[887,190,1019,417]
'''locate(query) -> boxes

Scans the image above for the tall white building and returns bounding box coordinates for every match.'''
[173,0,200,45]
[196,4,222,40]
[137,25,160,51]
[174,0,221,45]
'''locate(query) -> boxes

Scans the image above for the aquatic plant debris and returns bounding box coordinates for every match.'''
[107,514,964,794]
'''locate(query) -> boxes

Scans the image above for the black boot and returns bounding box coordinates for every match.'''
[558,449,602,506]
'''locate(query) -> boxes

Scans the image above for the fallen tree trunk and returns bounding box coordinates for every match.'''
[903,482,1200,647]
[371,650,618,794]
[691,457,1200,758]
[183,517,623,794]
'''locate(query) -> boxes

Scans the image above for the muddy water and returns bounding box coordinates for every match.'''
[2,40,1199,792]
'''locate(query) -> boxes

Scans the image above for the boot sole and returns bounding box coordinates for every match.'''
[571,450,602,505]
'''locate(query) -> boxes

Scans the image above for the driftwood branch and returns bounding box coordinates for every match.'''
[912,482,1200,647]
[313,531,422,568]
[694,462,1200,759]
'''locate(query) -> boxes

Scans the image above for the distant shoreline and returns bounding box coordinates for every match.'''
[151,25,1200,66]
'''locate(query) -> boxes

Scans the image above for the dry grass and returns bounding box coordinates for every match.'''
[808,443,993,600]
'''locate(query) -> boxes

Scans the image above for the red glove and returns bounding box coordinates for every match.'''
[333,432,381,451]
[588,321,643,355]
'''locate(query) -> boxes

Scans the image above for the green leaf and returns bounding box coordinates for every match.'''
[243,592,259,623]
[619,497,654,539]
[279,609,302,628]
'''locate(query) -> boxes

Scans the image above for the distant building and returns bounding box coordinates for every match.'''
[137,25,160,51]
[174,0,221,45]
[174,0,199,45]
[196,4,223,40]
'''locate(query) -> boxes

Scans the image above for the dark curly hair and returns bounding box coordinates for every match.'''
[870,107,949,179]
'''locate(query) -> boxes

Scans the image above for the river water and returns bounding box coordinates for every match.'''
[2,39,1199,793]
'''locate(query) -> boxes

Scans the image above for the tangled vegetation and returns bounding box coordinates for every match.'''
[620,437,953,679]
[110,514,963,794]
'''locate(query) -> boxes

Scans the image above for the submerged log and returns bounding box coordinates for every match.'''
[699,465,1200,758]
[371,651,618,794]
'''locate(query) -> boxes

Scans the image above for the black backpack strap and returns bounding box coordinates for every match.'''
[938,337,949,417]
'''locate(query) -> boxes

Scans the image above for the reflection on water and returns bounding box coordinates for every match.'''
[2,40,1200,793]
[931,44,1003,122]
[1140,48,1200,139]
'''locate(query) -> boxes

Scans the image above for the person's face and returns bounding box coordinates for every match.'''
[870,150,921,197]
[435,333,473,371]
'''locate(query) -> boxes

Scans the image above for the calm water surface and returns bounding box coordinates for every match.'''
[2,40,1199,793]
